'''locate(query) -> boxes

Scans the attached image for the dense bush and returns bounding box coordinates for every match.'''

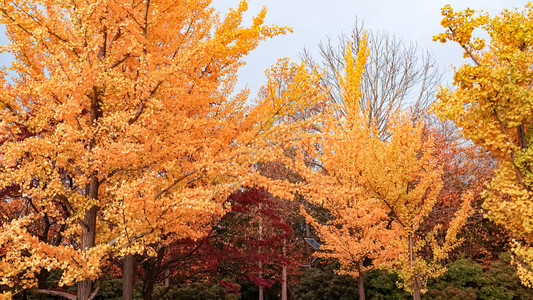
[425,254,533,300]
[365,270,410,300]
[16,255,532,299]
[292,255,533,300]
[156,282,239,300]
[292,263,409,300]
[293,264,359,300]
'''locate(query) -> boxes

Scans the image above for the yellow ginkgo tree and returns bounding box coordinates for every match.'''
[434,3,533,287]
[300,34,472,300]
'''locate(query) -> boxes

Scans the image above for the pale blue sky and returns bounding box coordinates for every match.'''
[0,1,529,96]
[212,0,530,95]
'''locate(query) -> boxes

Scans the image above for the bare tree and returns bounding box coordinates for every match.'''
[300,19,443,137]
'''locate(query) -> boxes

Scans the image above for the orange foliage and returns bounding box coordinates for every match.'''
[0,0,291,296]
[297,35,473,298]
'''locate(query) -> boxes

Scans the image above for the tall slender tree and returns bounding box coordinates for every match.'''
[299,35,472,300]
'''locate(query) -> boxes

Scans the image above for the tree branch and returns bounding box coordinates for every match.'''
[143,0,150,38]
[127,81,163,125]
[493,109,530,191]
[154,171,199,200]
[29,289,76,300]
[448,26,481,66]
[109,53,131,69]
[88,278,102,300]
[99,163,154,185]
[108,228,155,250]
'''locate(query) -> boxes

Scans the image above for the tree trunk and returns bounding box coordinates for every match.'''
[409,234,421,300]
[281,238,287,300]
[37,268,49,300]
[164,269,170,287]
[357,271,365,300]
[142,274,155,300]
[123,254,135,300]
[304,200,311,269]
[78,176,99,300]
[141,247,165,300]
[258,280,264,300]
[258,203,263,300]
[413,270,422,300]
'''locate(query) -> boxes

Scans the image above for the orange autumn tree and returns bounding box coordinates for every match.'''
[0,0,291,299]
[299,35,472,300]
[299,38,397,300]
[433,3,533,286]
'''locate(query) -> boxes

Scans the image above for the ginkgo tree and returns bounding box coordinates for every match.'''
[0,0,295,299]
[298,35,473,300]
[433,3,533,287]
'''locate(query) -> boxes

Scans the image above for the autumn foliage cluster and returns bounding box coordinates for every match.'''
[0,1,532,300]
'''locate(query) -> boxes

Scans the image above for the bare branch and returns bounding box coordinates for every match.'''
[300,19,443,137]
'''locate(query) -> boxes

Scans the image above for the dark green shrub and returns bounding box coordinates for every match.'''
[160,282,238,300]
[477,254,533,300]
[293,265,358,300]
[425,253,533,300]
[366,270,410,300]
